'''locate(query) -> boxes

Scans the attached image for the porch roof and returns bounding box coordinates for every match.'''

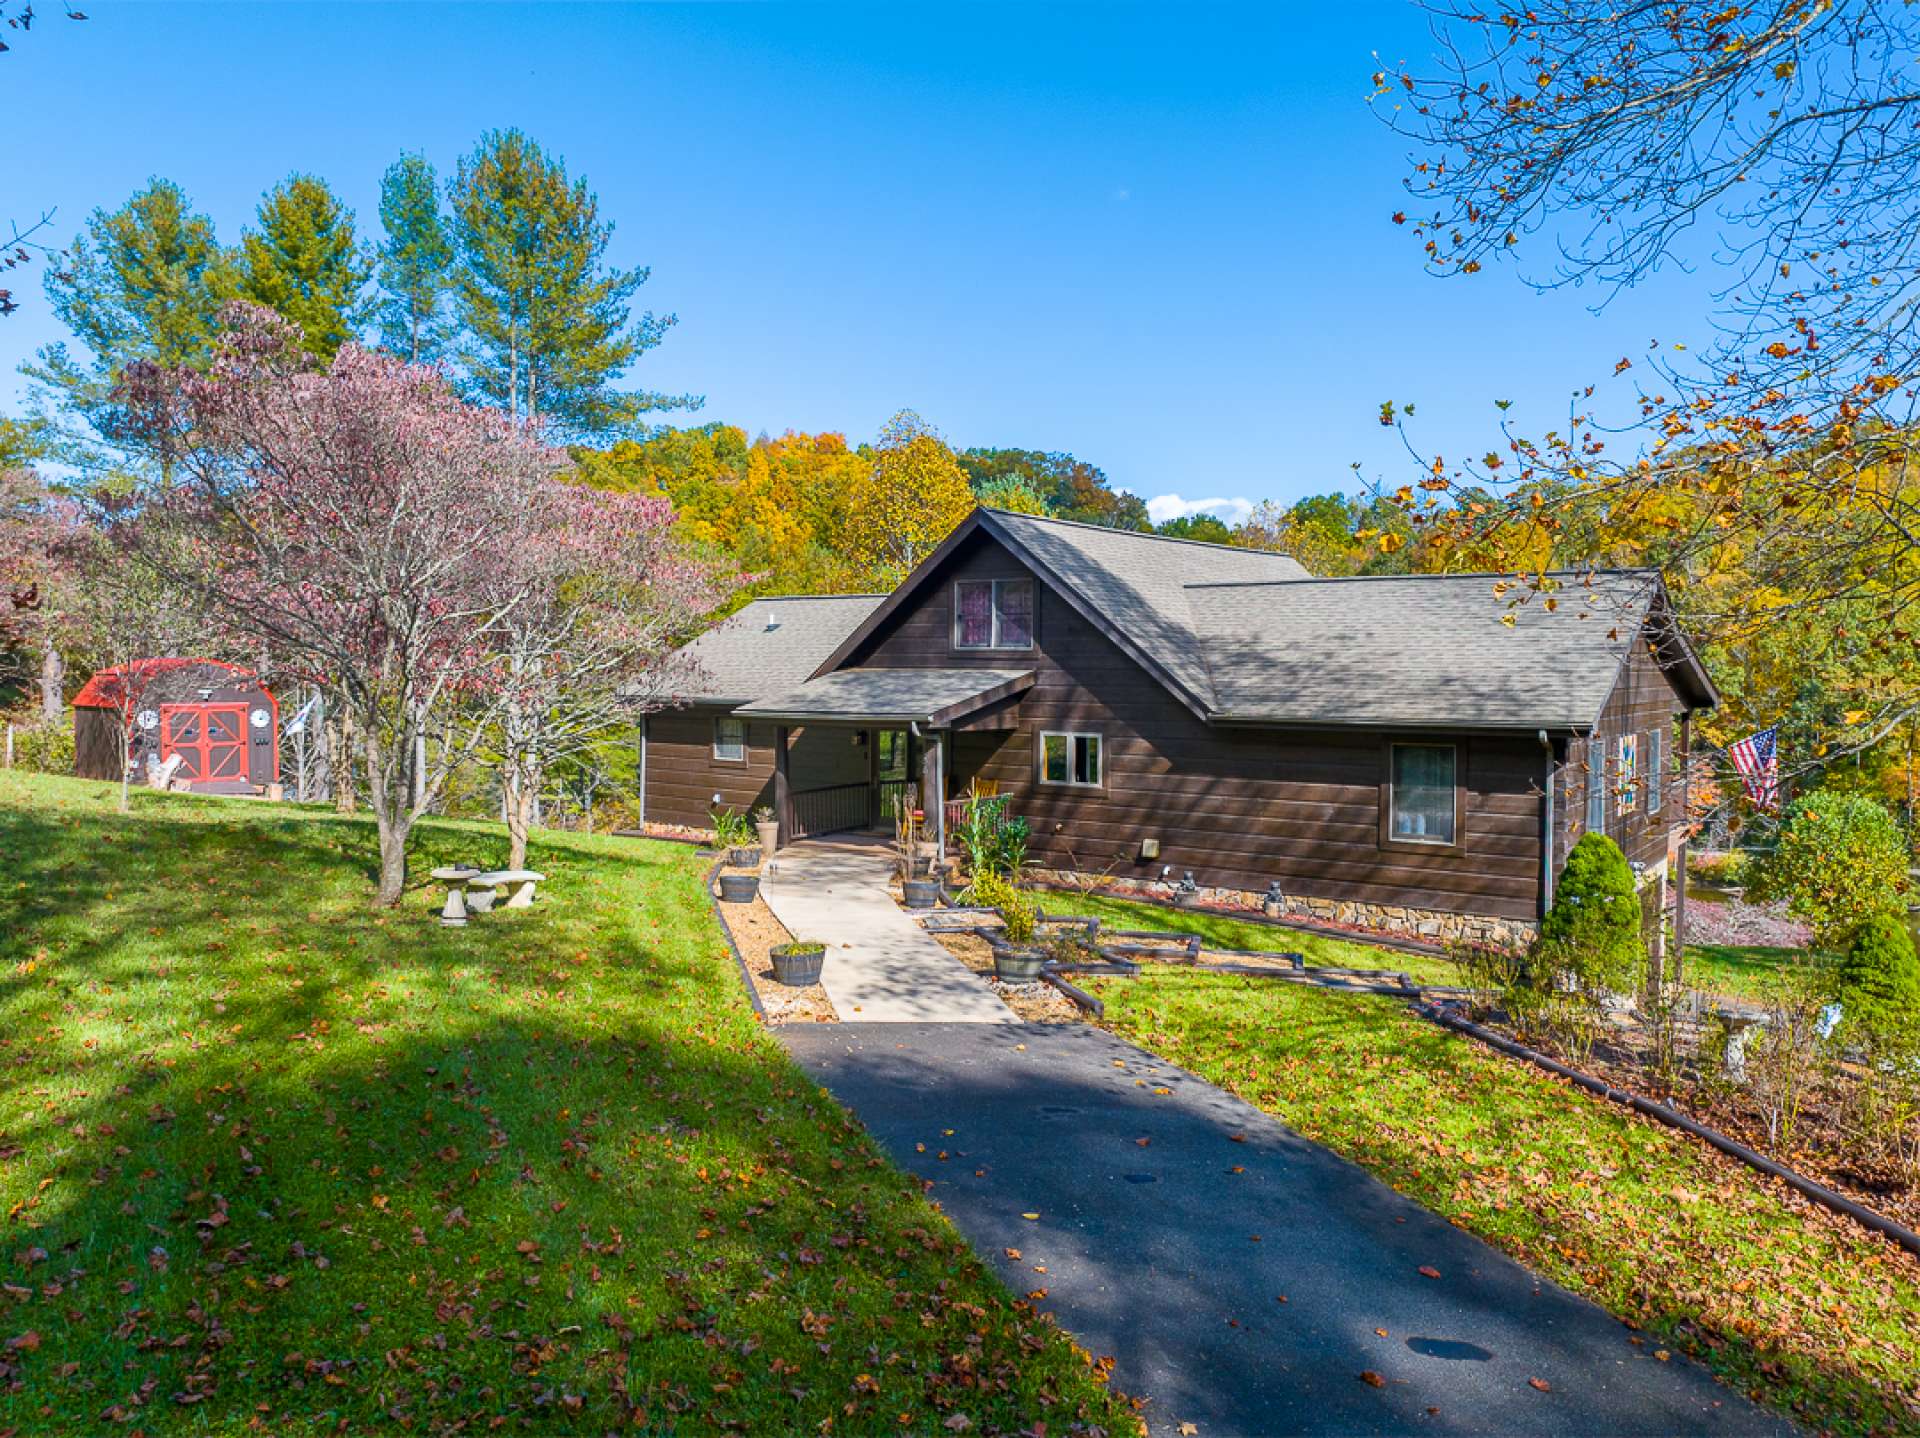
[733,667,1034,727]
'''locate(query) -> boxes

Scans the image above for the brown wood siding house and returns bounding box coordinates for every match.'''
[643,512,1717,948]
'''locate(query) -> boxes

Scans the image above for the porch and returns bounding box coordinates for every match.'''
[733,666,1033,852]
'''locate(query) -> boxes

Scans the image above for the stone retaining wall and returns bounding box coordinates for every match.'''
[1026,868,1537,951]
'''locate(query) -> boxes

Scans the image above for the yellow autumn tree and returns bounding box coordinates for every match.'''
[839,410,976,587]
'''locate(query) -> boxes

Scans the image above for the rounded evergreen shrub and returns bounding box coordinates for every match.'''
[1752,790,1909,947]
[1536,831,1643,994]
[1836,910,1920,1050]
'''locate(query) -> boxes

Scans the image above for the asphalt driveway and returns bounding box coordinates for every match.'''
[781,1021,1795,1438]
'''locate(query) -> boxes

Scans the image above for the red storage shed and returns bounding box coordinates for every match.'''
[72,659,281,794]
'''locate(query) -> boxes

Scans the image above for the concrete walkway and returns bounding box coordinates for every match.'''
[782,1021,1794,1438]
[760,841,1016,1023]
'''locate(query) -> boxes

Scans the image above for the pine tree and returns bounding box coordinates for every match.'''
[448,129,693,439]
[24,178,234,473]
[231,174,372,363]
[374,155,453,364]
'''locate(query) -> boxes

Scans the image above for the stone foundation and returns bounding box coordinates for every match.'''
[1027,868,1536,952]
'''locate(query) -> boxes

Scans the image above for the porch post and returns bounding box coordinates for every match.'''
[921,730,944,873]
[775,725,792,849]
[1673,712,1692,985]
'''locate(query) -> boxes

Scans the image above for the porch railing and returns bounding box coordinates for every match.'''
[876,778,911,827]
[790,782,871,840]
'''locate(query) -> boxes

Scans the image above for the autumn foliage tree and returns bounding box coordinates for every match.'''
[1376,0,1920,768]
[490,485,726,869]
[119,305,571,904]
[839,409,975,586]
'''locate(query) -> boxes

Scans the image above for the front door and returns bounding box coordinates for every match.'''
[161,704,248,785]
[874,727,910,827]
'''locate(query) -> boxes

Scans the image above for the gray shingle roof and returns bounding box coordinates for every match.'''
[735,668,1034,724]
[982,511,1310,709]
[1188,570,1663,730]
[672,595,885,704]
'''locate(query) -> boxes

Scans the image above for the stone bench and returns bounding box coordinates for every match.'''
[431,867,545,925]
[469,869,545,912]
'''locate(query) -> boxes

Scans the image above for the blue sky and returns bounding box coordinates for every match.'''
[3,1,1713,520]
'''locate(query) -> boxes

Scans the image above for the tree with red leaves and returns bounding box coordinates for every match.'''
[491,484,726,869]
[119,305,571,902]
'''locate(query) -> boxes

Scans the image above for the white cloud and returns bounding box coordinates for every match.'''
[1145,493,1254,526]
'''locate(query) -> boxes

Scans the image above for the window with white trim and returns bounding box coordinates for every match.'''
[953,578,1034,650]
[1617,733,1639,814]
[713,716,746,762]
[1648,727,1664,814]
[1388,743,1457,845]
[1585,736,1607,833]
[1039,731,1102,787]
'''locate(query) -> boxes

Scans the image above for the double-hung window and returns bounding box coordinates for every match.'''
[1387,743,1457,845]
[1585,736,1607,833]
[713,716,746,763]
[1647,727,1664,814]
[1039,731,1102,788]
[953,578,1034,650]
[1617,733,1639,815]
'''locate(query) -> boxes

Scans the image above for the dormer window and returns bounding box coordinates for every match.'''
[953,579,1034,650]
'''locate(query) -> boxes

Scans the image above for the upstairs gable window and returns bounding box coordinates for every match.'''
[953,579,1034,650]
[1617,733,1639,814]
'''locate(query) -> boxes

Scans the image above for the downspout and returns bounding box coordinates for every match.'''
[637,715,648,828]
[1538,729,1555,916]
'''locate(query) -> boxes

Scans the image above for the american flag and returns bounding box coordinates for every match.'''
[1727,726,1780,812]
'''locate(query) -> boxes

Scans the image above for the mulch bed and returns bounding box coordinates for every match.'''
[926,929,1084,1024]
[1475,1006,1920,1233]
[1670,888,1813,948]
[711,879,837,1024]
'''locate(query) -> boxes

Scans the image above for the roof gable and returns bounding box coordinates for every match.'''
[812,510,1311,715]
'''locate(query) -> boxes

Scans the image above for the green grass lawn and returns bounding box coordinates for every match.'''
[0,771,1135,1435]
[1038,889,1461,984]
[1683,943,1825,1002]
[1090,969,1920,1436]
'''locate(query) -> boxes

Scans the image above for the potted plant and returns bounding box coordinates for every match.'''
[754,805,779,863]
[718,868,761,903]
[975,873,1045,981]
[770,939,826,986]
[713,808,759,868]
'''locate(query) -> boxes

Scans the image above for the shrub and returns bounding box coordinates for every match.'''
[954,795,1029,889]
[972,871,1036,946]
[1835,911,1920,1051]
[711,807,754,849]
[1536,831,1644,996]
[1752,790,1908,946]
[1687,849,1751,887]
[4,718,76,776]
